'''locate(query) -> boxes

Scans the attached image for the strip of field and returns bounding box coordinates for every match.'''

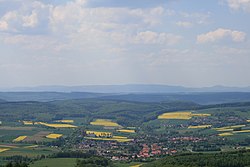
[0,148,10,153]
[130,164,143,167]
[214,125,246,132]
[24,145,39,148]
[22,121,33,125]
[90,119,121,127]
[54,120,74,123]
[188,125,212,129]
[0,146,58,157]
[0,144,19,148]
[192,113,211,117]
[86,131,112,137]
[113,136,127,139]
[158,111,211,120]
[0,126,35,130]
[247,120,250,123]
[117,129,136,133]
[29,158,78,167]
[37,122,77,128]
[233,130,250,133]
[13,136,27,142]
[46,134,63,139]
[215,129,234,132]
[24,131,51,142]
[85,137,133,142]
[218,132,233,136]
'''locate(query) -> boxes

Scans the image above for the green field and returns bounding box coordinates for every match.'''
[29,158,78,167]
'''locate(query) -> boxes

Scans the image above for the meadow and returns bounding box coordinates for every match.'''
[29,158,78,167]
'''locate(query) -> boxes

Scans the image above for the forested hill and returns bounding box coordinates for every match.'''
[0,99,199,126]
[100,92,250,104]
[0,99,5,102]
[2,92,250,104]
[143,150,250,167]
[0,92,106,102]
[1,98,250,126]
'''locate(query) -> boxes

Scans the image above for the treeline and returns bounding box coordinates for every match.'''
[75,157,113,167]
[143,150,250,167]
[0,151,113,167]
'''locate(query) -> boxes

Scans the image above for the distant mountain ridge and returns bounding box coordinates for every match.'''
[1,91,250,104]
[1,84,250,93]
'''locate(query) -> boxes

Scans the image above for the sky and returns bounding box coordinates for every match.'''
[0,0,250,87]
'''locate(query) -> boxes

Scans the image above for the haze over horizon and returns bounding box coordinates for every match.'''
[1,0,250,87]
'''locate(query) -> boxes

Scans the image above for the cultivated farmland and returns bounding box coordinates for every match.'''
[90,119,121,127]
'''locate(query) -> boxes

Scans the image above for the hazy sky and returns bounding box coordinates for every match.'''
[0,0,250,87]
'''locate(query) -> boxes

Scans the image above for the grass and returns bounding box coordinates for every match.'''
[0,144,19,148]
[90,119,121,127]
[30,158,77,167]
[0,146,58,157]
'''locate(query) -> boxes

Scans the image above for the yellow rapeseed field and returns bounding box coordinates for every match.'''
[223,125,246,129]
[85,136,133,142]
[112,136,127,139]
[90,119,120,127]
[86,131,112,137]
[37,122,77,128]
[191,113,211,117]
[188,125,212,129]
[215,128,234,132]
[13,136,27,142]
[117,129,135,133]
[158,112,192,119]
[46,134,63,139]
[0,148,10,153]
[158,111,211,120]
[130,164,142,167]
[55,120,74,123]
[218,132,233,136]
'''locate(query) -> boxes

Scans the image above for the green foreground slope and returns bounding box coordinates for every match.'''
[143,151,250,167]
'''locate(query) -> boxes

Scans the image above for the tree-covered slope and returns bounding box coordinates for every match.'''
[143,151,250,167]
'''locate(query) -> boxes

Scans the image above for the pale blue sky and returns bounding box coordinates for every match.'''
[0,0,249,87]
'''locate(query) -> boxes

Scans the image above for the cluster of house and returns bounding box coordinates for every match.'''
[137,143,173,158]
[170,136,206,143]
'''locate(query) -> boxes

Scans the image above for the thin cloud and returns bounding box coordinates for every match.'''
[197,28,247,43]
